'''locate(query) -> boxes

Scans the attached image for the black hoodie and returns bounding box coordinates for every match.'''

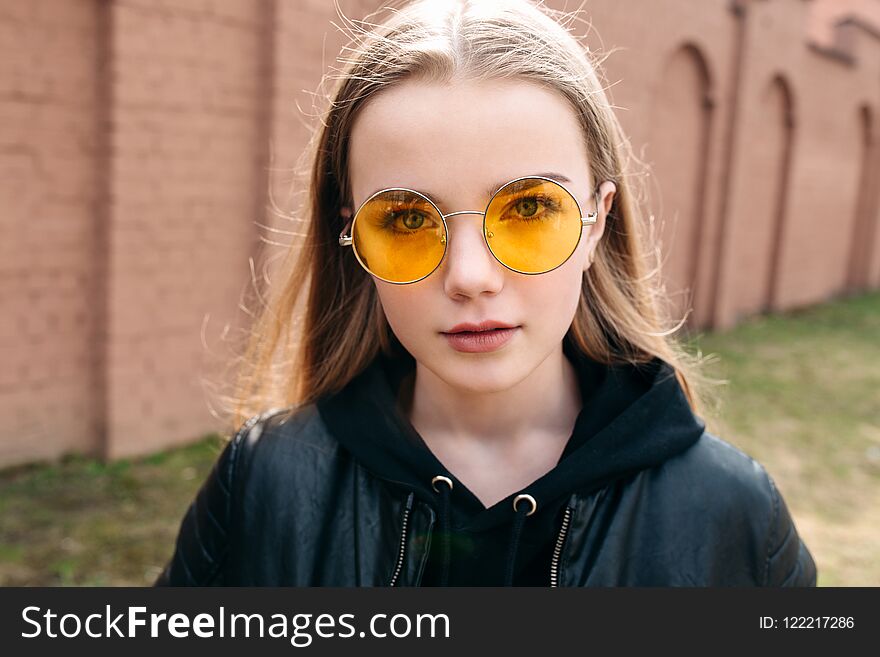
[315,337,707,586]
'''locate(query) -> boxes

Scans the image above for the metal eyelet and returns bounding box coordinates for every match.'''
[513,493,537,516]
[431,475,453,493]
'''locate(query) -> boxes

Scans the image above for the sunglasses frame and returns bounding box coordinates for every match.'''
[338,174,602,285]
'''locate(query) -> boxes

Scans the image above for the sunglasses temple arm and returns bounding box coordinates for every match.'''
[339,219,353,247]
[582,191,602,226]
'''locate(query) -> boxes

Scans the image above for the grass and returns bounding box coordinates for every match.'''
[0,435,225,586]
[0,290,877,586]
[683,290,880,586]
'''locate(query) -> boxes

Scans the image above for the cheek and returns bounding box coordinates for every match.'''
[528,261,584,320]
[515,272,583,345]
[374,284,433,341]
[526,287,581,337]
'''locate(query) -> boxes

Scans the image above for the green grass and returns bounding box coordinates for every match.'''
[0,435,224,586]
[683,290,880,586]
[0,290,877,586]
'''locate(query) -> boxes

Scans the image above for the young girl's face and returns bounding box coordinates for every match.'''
[347,78,609,393]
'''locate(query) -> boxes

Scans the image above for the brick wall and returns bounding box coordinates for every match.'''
[0,0,102,465]
[809,0,880,47]
[1,0,878,467]
[104,0,269,458]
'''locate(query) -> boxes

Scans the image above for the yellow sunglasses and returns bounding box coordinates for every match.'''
[338,175,601,285]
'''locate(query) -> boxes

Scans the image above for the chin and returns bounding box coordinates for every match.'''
[432,357,526,394]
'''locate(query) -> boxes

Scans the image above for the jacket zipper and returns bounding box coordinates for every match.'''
[388,492,414,587]
[550,497,576,587]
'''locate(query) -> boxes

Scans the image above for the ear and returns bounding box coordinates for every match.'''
[583,180,616,273]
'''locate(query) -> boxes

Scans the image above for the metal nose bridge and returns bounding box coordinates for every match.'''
[437,209,490,248]
[442,209,486,219]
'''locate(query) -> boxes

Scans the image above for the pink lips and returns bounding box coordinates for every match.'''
[441,320,520,353]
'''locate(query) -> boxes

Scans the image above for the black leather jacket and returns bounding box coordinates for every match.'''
[155,402,817,587]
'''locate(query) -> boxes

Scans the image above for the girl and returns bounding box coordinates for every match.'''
[156,0,816,586]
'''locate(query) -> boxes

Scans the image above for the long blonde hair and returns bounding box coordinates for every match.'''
[221,0,718,431]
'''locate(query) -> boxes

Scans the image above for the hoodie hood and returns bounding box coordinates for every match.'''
[316,338,706,584]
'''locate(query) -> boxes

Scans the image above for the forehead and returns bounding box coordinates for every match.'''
[347,78,591,209]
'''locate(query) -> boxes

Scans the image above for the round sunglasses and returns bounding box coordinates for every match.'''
[338,175,601,285]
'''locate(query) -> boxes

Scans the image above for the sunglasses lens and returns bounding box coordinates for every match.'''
[352,190,446,283]
[484,178,583,274]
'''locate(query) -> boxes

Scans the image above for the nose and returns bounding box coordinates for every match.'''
[439,212,505,298]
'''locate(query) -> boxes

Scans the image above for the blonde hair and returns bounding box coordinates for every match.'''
[221,0,719,431]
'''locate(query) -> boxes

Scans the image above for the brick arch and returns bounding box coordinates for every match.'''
[845,104,879,291]
[763,74,797,312]
[646,42,715,329]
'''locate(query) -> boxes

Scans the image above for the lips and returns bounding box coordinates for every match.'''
[441,321,521,354]
[443,327,519,353]
[443,320,519,334]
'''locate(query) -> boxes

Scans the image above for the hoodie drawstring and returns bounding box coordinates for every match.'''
[504,493,537,586]
[431,475,454,586]
[431,475,537,587]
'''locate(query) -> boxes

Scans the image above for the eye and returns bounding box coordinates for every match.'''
[515,198,539,217]
[381,209,437,235]
[502,194,561,222]
[401,211,426,229]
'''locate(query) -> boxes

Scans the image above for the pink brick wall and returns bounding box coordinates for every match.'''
[721,0,880,323]
[1,0,878,467]
[569,0,740,330]
[0,0,102,465]
[104,0,269,458]
[809,0,880,47]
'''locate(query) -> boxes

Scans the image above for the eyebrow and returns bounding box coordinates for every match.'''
[365,172,574,210]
